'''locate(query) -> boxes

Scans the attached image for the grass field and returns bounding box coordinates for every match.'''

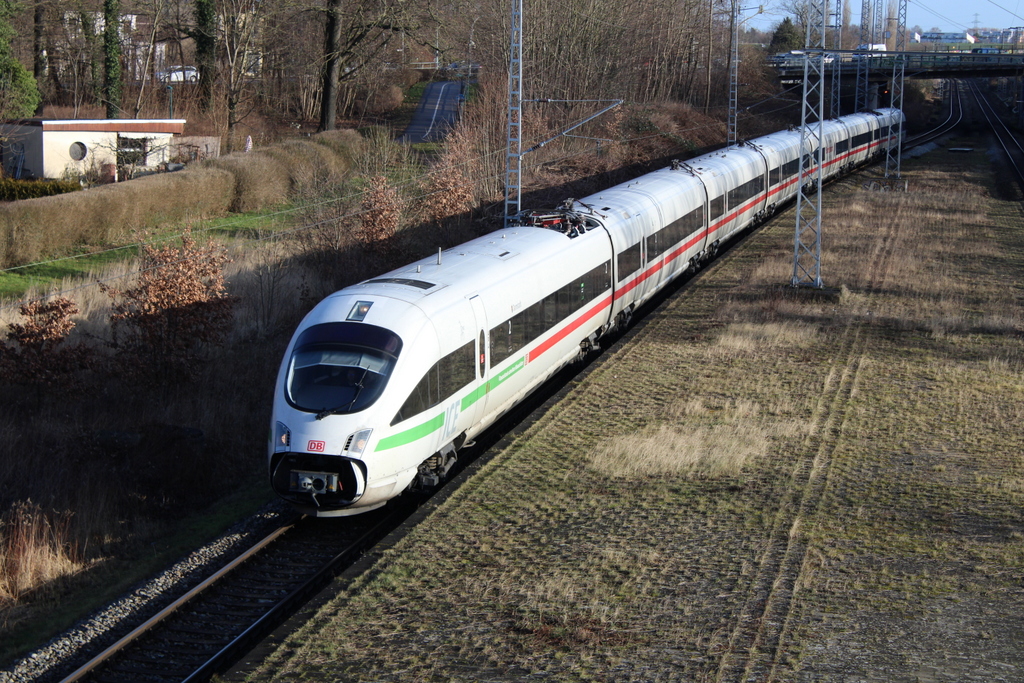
[235,136,1024,682]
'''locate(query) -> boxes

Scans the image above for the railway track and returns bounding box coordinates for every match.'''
[55,505,417,683]
[968,80,1024,191]
[46,324,608,683]
[905,80,963,149]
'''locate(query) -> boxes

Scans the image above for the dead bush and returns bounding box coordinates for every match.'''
[359,175,402,256]
[422,125,477,227]
[359,85,404,116]
[0,297,91,397]
[101,228,235,382]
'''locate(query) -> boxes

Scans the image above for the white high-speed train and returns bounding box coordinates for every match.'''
[269,108,904,516]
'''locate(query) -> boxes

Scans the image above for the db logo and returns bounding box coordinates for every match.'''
[307,440,326,452]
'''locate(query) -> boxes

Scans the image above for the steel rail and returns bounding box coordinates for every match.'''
[180,504,411,683]
[905,80,962,148]
[57,517,301,683]
[969,82,1024,187]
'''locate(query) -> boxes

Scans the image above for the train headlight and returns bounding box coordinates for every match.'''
[345,429,372,456]
[274,422,291,452]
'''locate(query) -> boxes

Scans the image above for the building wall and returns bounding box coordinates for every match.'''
[41,130,119,178]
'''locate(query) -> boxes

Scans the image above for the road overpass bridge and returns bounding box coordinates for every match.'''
[772,51,1024,84]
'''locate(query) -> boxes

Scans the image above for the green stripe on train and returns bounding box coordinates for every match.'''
[374,413,445,451]
[376,357,529,452]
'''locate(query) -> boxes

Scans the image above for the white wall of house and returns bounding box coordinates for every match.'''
[41,130,118,178]
[1,123,179,180]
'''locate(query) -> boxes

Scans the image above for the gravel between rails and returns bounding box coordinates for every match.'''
[0,500,294,683]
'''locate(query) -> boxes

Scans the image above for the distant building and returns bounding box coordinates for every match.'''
[919,28,1024,44]
[0,119,186,180]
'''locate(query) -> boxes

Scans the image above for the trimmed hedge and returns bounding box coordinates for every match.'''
[205,129,362,212]
[0,178,81,202]
[0,128,363,269]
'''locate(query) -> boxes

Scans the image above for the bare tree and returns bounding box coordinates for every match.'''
[316,0,414,132]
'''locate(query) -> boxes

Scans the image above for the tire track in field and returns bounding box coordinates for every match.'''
[714,190,902,683]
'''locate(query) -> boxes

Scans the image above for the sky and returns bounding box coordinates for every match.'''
[747,0,1024,34]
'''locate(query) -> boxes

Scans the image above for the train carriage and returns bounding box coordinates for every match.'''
[269,108,906,516]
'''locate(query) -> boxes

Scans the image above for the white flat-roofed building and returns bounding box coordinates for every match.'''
[0,119,186,180]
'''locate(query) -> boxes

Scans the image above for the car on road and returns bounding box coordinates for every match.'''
[156,66,199,83]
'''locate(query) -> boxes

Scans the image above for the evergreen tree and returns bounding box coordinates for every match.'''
[103,0,122,118]
[193,0,216,110]
[769,17,804,52]
[0,0,40,119]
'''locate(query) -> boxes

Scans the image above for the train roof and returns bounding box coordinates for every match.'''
[345,226,571,306]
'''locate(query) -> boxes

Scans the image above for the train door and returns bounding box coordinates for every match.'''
[462,294,489,426]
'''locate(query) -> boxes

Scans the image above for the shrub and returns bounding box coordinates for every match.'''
[359,175,402,251]
[0,128,363,269]
[359,85,404,116]
[101,228,235,382]
[0,178,81,202]
[0,166,235,268]
[422,125,476,225]
[205,129,361,212]
[0,297,90,394]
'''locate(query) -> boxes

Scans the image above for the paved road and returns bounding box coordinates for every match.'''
[398,80,465,143]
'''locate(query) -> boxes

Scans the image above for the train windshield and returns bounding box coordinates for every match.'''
[285,322,402,415]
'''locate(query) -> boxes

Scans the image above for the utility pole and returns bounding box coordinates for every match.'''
[792,0,827,288]
[728,2,762,147]
[504,0,523,227]
[830,0,843,118]
[856,0,872,111]
[884,0,907,181]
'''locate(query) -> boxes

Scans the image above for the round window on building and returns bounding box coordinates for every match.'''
[69,142,88,161]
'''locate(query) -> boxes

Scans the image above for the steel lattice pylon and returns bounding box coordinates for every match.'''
[728,0,739,146]
[855,0,872,112]
[792,0,827,288]
[884,0,907,178]
[830,0,843,119]
[504,0,523,227]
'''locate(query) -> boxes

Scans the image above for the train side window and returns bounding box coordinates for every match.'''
[770,166,781,186]
[836,139,849,154]
[489,319,514,367]
[393,365,439,424]
[438,339,475,399]
[646,233,660,259]
[393,339,475,424]
[486,260,611,369]
[710,195,725,220]
[616,241,642,282]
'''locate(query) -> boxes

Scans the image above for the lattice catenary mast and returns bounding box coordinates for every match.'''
[792,0,827,288]
[504,0,523,227]
[884,0,907,179]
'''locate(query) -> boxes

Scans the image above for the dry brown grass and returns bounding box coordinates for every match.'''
[0,502,84,611]
[589,423,767,478]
